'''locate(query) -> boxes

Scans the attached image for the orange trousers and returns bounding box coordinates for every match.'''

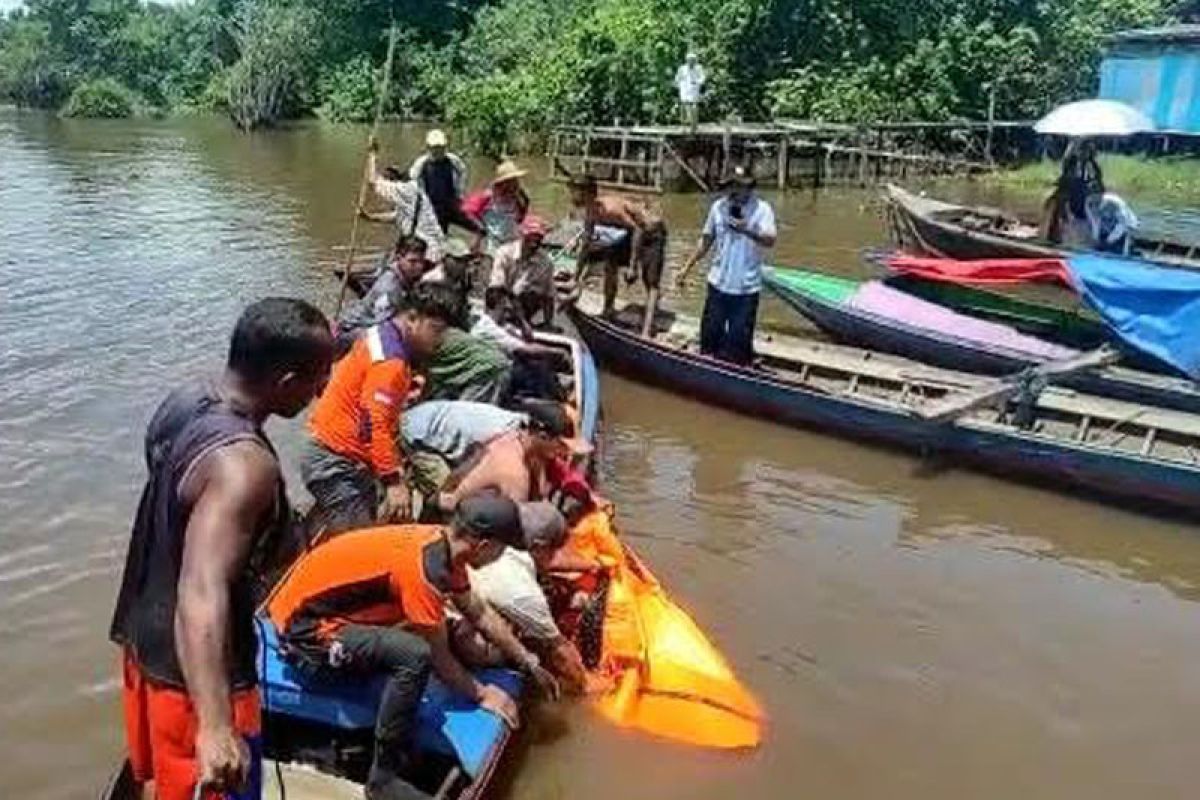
[120,650,262,800]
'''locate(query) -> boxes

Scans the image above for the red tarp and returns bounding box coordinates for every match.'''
[886,254,1073,288]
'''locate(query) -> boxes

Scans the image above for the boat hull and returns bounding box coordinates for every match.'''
[569,306,1200,517]
[765,273,1200,416]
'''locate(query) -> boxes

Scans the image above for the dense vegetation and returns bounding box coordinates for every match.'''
[0,0,1184,151]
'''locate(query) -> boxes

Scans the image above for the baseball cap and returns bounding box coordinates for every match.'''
[455,493,525,549]
[426,129,448,148]
[523,400,593,456]
[518,501,567,550]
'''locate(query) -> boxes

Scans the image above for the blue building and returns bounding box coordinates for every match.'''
[1100,26,1200,135]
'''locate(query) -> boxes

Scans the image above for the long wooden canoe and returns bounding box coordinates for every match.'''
[567,295,1200,517]
[883,183,1200,270]
[764,266,1198,412]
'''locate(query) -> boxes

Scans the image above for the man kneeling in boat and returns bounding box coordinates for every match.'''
[463,501,603,694]
[265,494,559,800]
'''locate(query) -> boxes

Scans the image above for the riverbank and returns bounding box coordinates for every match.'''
[986,154,1200,208]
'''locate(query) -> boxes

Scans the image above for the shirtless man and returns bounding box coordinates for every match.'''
[436,401,589,513]
[570,174,668,336]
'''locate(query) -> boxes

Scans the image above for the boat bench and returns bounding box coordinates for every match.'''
[257,617,521,779]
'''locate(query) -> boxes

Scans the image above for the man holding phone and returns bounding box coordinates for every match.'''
[676,167,777,365]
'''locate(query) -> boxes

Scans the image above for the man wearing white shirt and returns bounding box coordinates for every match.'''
[674,51,705,131]
[677,167,777,365]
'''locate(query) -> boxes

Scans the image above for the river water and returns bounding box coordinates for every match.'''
[3,109,1200,800]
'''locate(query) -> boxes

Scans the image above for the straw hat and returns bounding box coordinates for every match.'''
[425,129,448,148]
[493,160,528,185]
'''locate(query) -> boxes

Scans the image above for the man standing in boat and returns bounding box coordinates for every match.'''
[408,129,484,240]
[362,137,447,263]
[569,174,668,336]
[676,166,777,365]
[109,298,335,800]
[303,283,458,533]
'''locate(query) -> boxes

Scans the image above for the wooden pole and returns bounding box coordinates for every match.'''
[334,24,398,318]
[777,137,789,190]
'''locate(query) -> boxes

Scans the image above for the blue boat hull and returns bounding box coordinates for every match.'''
[568,307,1200,517]
[765,276,1200,416]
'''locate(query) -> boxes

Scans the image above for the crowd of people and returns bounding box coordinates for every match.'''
[106,117,781,800]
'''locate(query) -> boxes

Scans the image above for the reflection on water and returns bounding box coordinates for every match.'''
[2,110,1200,800]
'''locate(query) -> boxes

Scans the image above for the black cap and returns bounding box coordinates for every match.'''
[524,400,573,438]
[455,493,525,549]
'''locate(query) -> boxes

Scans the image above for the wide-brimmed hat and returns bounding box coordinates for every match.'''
[524,400,592,456]
[426,128,448,148]
[493,160,528,185]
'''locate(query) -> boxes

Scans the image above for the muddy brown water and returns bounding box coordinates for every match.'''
[3,109,1200,800]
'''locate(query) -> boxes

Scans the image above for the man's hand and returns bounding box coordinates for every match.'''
[530,662,561,700]
[197,724,250,795]
[479,683,519,729]
[377,482,411,522]
[727,216,748,234]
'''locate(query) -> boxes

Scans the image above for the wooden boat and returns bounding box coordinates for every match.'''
[764,266,1200,414]
[883,183,1200,270]
[567,294,1200,517]
[100,314,603,800]
[880,272,1109,352]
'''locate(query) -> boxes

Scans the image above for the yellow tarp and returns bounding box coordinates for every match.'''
[565,510,765,749]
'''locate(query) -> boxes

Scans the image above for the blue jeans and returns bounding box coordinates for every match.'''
[700,286,759,365]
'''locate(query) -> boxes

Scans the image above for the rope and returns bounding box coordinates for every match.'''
[333,21,400,318]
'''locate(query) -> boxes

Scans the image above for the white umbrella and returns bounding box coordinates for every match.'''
[1035,99,1156,137]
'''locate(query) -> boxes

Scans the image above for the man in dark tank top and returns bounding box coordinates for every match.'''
[109,298,334,800]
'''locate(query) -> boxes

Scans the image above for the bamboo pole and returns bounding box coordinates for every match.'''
[333,24,399,318]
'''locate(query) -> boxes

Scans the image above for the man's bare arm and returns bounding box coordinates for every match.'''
[175,443,276,762]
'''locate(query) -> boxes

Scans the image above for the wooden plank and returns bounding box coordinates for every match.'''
[919,348,1122,423]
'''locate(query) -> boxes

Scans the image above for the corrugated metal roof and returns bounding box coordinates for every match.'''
[1108,25,1200,47]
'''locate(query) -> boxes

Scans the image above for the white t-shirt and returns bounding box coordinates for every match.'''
[675,63,706,103]
[702,195,777,295]
[469,549,560,641]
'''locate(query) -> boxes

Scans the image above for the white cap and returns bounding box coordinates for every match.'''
[426,129,448,148]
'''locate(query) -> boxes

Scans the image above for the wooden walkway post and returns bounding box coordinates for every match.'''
[777,137,789,189]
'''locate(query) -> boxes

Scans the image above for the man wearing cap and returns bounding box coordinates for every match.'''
[436,399,590,514]
[462,160,531,253]
[488,215,558,327]
[465,502,593,693]
[674,51,706,131]
[266,493,559,800]
[363,137,447,263]
[676,166,776,365]
[409,129,483,239]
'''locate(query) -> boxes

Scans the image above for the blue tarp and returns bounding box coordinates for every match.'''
[1067,254,1200,378]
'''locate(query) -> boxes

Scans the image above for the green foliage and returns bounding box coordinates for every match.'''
[318,54,378,123]
[225,0,319,130]
[990,154,1200,207]
[61,76,138,117]
[0,0,1181,144]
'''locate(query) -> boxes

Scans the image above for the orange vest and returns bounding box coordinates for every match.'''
[266,526,466,640]
[309,323,411,476]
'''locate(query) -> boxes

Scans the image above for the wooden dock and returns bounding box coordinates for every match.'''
[548,119,1037,193]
